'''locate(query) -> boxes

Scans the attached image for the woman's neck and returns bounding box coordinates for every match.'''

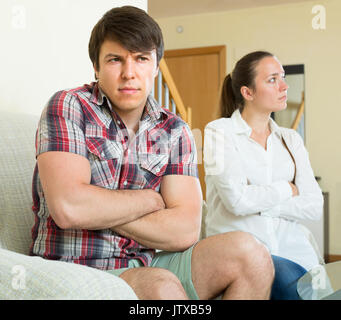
[240,106,271,135]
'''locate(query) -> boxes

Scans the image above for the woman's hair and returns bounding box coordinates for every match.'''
[219,51,274,118]
[88,6,164,71]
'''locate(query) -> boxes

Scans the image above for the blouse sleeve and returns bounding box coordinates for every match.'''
[262,130,323,221]
[204,122,292,216]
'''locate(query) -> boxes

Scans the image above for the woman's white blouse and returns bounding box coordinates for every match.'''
[204,110,324,271]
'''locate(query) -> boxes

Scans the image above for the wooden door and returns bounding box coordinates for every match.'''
[164,46,226,200]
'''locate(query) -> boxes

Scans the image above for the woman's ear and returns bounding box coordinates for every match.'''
[240,86,254,102]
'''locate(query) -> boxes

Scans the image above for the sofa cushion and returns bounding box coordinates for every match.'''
[0,248,138,299]
[0,112,38,254]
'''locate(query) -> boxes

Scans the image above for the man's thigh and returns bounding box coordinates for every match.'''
[106,259,143,277]
[151,245,199,300]
[105,246,199,299]
[107,259,191,300]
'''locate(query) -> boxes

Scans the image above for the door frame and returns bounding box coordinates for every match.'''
[164,45,226,201]
[164,45,226,89]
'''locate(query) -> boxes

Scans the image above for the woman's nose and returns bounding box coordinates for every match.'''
[280,79,289,91]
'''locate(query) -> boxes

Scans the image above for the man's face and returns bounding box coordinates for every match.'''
[94,39,159,117]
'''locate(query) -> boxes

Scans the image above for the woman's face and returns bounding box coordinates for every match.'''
[247,56,288,113]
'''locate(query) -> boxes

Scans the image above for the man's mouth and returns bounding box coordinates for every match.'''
[119,87,140,94]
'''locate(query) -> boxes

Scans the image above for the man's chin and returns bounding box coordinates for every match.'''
[111,100,146,114]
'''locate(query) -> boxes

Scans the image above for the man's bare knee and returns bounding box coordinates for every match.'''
[230,231,274,281]
[120,267,188,300]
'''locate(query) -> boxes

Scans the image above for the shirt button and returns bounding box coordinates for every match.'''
[123,180,127,186]
[117,120,121,125]
[155,168,160,173]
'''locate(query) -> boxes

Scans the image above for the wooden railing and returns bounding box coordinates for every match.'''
[152,58,192,128]
[291,91,305,131]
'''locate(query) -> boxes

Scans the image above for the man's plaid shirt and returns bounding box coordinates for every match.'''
[30,82,198,270]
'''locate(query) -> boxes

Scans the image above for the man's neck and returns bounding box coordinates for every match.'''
[114,107,144,134]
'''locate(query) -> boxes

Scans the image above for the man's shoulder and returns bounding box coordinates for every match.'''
[43,83,98,119]
[41,83,98,127]
[49,83,94,103]
[158,108,189,132]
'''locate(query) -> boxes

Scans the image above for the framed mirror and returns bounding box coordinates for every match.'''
[272,64,305,142]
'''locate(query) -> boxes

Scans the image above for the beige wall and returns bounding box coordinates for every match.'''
[155,0,341,254]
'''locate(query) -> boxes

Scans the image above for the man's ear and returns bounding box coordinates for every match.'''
[93,63,99,80]
[154,64,159,78]
[240,86,254,102]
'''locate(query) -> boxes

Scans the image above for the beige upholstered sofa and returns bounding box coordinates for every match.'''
[0,111,138,299]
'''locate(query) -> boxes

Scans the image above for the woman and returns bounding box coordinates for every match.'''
[203,51,324,299]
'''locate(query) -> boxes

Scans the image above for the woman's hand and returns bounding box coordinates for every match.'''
[289,182,299,197]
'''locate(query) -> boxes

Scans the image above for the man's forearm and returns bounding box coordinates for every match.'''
[50,184,165,230]
[111,175,203,252]
[112,204,201,252]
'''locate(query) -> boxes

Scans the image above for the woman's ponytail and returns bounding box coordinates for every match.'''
[219,74,237,118]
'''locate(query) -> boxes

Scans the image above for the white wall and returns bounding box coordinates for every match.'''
[0,0,147,116]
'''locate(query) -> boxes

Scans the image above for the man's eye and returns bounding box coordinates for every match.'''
[138,56,148,61]
[269,77,276,83]
[109,57,120,62]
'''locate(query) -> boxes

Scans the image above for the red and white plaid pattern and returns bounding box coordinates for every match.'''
[30,82,198,270]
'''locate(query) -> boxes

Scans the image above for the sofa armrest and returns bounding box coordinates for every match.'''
[0,248,138,300]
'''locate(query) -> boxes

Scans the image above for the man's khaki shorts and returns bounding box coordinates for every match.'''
[106,245,199,299]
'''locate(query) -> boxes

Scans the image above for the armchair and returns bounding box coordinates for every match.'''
[0,111,137,299]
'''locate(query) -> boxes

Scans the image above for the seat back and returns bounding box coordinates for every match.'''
[0,112,38,254]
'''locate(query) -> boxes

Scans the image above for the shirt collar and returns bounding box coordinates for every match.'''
[231,109,282,138]
[144,95,170,123]
[89,82,104,105]
[231,109,252,135]
[269,116,282,138]
[89,81,168,123]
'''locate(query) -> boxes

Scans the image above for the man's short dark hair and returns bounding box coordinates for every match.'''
[89,6,164,71]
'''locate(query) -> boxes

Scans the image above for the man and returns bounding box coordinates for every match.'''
[30,6,274,299]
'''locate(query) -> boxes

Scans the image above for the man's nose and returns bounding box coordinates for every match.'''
[121,59,135,79]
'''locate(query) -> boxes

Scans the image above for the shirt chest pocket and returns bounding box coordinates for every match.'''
[139,153,169,190]
[85,128,123,189]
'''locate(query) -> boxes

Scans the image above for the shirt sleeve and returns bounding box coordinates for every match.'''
[163,121,198,178]
[204,122,292,216]
[36,90,88,158]
[262,130,324,221]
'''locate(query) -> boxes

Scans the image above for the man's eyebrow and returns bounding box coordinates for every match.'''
[104,53,121,59]
[103,51,153,59]
[133,51,154,56]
